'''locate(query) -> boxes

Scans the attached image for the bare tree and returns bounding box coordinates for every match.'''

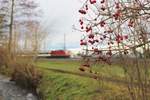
[0,0,44,56]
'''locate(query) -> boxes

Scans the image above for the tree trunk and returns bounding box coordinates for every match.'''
[8,0,15,57]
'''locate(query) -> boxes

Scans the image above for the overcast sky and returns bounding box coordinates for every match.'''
[37,0,82,50]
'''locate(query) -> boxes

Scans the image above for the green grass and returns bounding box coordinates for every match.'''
[39,69,129,100]
[92,64,125,78]
[37,59,81,71]
[36,59,129,100]
[36,59,125,78]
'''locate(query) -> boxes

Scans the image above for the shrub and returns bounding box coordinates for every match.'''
[0,47,10,68]
[0,47,42,94]
[10,59,42,93]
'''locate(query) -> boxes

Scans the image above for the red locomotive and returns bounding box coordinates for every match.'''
[50,50,70,58]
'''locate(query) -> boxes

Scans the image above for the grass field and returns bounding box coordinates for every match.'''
[37,59,125,78]
[37,59,81,72]
[36,59,129,100]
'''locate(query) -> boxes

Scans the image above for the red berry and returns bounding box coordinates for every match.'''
[79,9,86,14]
[124,35,128,39]
[116,39,120,43]
[90,0,96,4]
[88,40,95,44]
[80,42,83,45]
[80,42,87,45]
[101,6,105,11]
[85,5,88,10]
[113,10,121,20]
[100,21,105,27]
[128,20,134,27]
[79,19,81,22]
[101,0,105,3]
[95,39,99,42]
[115,3,120,9]
[88,34,94,39]
[116,34,123,43]
[120,36,123,40]
[100,37,103,40]
[103,35,106,38]
[80,21,83,25]
[86,27,92,33]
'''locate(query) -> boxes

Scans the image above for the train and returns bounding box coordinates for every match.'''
[49,50,71,58]
[38,50,71,58]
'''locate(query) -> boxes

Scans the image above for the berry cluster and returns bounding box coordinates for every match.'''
[77,0,149,77]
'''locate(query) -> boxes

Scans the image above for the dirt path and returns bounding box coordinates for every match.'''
[0,75,38,100]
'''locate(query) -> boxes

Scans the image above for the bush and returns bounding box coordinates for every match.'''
[10,58,42,93]
[0,47,42,94]
[0,47,10,68]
